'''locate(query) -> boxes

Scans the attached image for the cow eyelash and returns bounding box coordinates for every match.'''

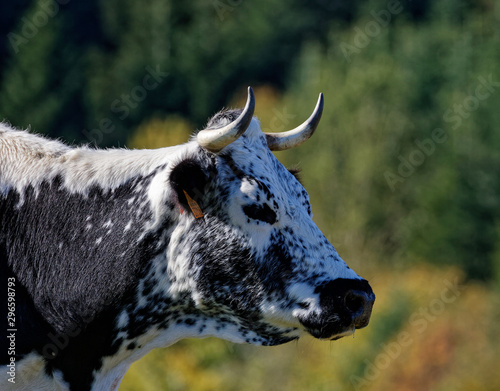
[242,203,277,225]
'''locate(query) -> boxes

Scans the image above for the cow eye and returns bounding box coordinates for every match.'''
[242,203,277,224]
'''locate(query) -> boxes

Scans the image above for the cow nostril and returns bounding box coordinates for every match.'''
[344,289,374,329]
[344,290,367,315]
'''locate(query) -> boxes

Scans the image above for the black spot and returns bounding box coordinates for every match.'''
[142,281,153,297]
[185,318,196,326]
[243,204,277,225]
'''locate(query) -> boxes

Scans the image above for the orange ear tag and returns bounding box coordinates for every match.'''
[183,190,204,219]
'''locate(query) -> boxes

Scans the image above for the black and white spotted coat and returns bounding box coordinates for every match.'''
[0,111,373,391]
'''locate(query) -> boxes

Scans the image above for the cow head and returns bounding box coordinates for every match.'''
[159,87,374,346]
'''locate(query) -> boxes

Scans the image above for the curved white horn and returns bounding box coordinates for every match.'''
[265,93,323,151]
[197,87,255,153]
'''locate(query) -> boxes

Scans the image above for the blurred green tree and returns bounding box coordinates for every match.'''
[0,0,367,146]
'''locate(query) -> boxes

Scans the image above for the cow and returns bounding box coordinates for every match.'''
[0,87,374,391]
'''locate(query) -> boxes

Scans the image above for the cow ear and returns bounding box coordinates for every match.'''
[169,158,210,217]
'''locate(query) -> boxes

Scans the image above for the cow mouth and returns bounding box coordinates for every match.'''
[297,279,375,340]
[301,321,356,340]
[329,326,356,340]
[298,308,373,341]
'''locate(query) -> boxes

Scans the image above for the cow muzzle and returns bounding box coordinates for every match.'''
[297,278,375,340]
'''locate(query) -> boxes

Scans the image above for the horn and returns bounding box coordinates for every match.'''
[265,93,323,151]
[197,87,255,153]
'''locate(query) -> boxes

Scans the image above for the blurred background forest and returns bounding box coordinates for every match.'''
[1,0,500,390]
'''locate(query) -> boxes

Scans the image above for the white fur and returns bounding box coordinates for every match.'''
[1,122,182,201]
